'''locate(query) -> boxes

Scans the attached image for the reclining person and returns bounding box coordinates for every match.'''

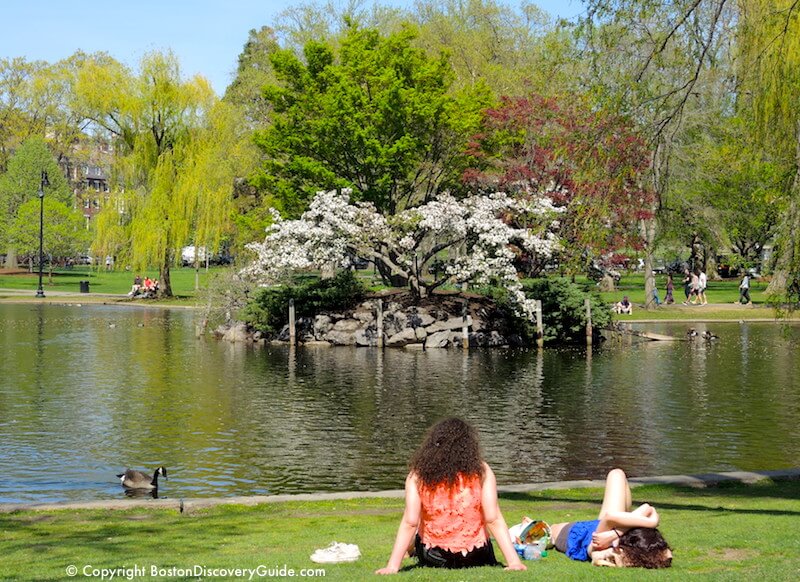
[550,468,672,568]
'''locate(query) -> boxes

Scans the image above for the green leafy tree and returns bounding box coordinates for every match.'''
[223,27,281,127]
[0,57,43,172]
[78,51,251,296]
[0,136,71,267]
[10,197,90,282]
[665,115,781,272]
[738,0,800,299]
[580,0,734,307]
[253,23,489,218]
[411,0,577,95]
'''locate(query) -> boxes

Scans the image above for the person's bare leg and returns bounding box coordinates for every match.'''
[598,468,632,519]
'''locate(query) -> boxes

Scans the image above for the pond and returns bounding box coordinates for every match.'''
[1,303,798,503]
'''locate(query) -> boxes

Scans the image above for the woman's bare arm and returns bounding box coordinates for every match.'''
[599,503,660,530]
[481,463,526,571]
[376,473,422,575]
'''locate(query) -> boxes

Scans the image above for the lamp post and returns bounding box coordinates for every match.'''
[35,171,49,298]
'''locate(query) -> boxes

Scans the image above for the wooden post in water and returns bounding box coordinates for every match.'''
[462,299,469,350]
[376,299,384,348]
[535,299,544,348]
[585,297,592,346]
[289,298,296,344]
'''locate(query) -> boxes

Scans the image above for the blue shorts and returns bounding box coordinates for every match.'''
[566,520,600,562]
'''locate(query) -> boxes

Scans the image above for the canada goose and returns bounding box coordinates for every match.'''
[686,328,698,339]
[117,466,167,490]
[702,330,719,340]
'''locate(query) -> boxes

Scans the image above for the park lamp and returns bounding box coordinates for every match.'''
[35,170,49,298]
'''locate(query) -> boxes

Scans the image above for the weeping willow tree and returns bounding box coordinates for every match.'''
[77,51,253,296]
[173,101,258,290]
[738,0,800,300]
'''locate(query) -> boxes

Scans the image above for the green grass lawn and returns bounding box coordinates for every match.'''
[2,479,799,581]
[0,266,219,296]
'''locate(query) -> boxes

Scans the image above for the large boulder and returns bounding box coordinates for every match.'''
[407,308,435,328]
[332,318,361,332]
[384,311,408,334]
[223,322,250,343]
[352,310,375,324]
[355,327,377,347]
[313,315,333,338]
[425,330,451,348]
[386,328,417,346]
[325,330,357,345]
[427,316,473,333]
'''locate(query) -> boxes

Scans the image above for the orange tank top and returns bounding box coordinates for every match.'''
[418,473,487,554]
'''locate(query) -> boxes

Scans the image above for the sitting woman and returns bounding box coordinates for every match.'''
[376,418,525,574]
[550,468,672,568]
[614,296,633,315]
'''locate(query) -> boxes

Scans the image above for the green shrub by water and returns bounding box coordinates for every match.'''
[242,270,366,334]
[523,277,611,343]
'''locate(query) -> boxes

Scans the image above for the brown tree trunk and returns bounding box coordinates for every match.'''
[642,217,657,310]
[766,123,800,297]
[159,259,173,297]
[5,247,17,269]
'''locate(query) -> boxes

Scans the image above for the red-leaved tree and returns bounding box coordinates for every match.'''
[465,93,655,277]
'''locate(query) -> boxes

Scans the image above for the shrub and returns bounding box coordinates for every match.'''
[241,270,366,334]
[522,278,611,343]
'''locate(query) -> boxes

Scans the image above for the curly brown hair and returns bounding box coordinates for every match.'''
[618,528,672,568]
[409,417,485,489]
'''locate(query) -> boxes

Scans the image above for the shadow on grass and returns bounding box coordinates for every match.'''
[500,478,800,517]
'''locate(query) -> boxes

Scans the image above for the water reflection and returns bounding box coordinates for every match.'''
[0,304,799,503]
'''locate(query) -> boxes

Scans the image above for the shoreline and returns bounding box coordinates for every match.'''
[0,290,198,309]
[2,293,797,321]
[2,468,798,513]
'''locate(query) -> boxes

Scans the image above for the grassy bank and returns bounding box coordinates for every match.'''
[0,266,218,297]
[2,479,799,581]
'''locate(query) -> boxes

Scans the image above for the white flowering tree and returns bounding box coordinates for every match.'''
[245,189,561,318]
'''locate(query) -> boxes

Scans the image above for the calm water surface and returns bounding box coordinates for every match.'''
[1,303,798,503]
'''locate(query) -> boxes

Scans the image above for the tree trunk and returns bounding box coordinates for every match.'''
[766,123,800,297]
[159,259,173,297]
[706,245,720,280]
[689,232,703,272]
[375,260,408,289]
[766,190,797,297]
[6,247,17,269]
[642,217,657,310]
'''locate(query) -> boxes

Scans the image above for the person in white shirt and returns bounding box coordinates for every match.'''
[739,273,751,304]
[697,270,708,305]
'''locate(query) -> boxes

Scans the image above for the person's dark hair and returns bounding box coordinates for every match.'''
[617,528,672,568]
[409,417,484,489]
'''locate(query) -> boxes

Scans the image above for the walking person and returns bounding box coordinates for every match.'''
[664,274,675,304]
[739,272,752,305]
[698,269,708,305]
[681,269,692,304]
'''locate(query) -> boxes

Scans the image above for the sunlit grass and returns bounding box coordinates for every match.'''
[0,266,220,296]
[1,479,799,581]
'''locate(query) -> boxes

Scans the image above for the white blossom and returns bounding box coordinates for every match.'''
[244,189,561,318]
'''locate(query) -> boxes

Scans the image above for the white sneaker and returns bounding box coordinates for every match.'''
[310,542,361,564]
